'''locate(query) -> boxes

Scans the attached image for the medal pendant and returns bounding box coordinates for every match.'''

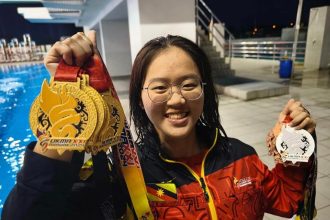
[275,125,315,164]
[80,74,107,154]
[98,90,125,152]
[29,77,97,153]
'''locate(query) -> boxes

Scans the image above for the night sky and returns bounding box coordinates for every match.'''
[0,0,330,43]
[204,0,330,37]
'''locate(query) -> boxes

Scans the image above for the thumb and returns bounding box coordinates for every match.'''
[282,98,295,116]
[86,30,98,53]
[278,99,295,122]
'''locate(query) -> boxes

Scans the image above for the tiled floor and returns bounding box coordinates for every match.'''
[222,67,330,219]
[115,65,330,219]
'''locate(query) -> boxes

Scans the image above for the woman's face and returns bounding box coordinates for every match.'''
[141,46,204,143]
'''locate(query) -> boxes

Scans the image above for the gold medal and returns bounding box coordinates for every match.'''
[98,90,125,152]
[29,78,97,153]
[80,74,107,154]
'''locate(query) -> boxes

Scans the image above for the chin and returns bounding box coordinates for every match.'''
[160,125,195,141]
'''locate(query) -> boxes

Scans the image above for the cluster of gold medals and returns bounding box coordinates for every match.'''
[29,73,125,155]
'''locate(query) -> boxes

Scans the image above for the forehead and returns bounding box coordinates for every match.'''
[144,46,200,83]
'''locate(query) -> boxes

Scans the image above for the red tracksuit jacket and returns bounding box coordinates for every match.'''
[2,128,314,220]
[141,128,313,219]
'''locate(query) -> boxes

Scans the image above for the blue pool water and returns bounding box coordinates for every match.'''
[0,63,49,214]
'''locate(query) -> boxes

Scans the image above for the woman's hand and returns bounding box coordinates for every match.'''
[278,99,316,133]
[266,99,316,166]
[44,31,97,76]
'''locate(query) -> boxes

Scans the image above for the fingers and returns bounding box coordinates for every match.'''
[62,32,93,66]
[279,99,295,122]
[72,32,94,56]
[289,107,309,126]
[281,98,295,116]
[44,41,72,75]
[280,99,316,133]
[44,32,95,75]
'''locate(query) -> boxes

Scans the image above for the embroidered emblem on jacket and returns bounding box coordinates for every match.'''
[147,183,177,202]
[233,176,252,188]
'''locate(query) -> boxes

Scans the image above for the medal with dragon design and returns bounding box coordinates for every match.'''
[29,64,97,154]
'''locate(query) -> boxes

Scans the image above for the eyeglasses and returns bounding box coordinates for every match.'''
[142,78,206,103]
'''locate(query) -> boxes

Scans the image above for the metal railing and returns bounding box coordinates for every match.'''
[227,40,306,63]
[195,0,235,64]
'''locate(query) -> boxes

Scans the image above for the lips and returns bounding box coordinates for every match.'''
[165,112,189,119]
[164,112,189,127]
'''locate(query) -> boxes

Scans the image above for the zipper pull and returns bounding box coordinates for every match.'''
[200,177,209,202]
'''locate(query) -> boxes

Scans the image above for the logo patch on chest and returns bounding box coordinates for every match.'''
[146,183,177,202]
[233,176,252,188]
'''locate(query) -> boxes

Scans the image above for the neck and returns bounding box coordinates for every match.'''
[160,131,203,159]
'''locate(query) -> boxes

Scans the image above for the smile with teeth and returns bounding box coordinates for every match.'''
[165,112,188,119]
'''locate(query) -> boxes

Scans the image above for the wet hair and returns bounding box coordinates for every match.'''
[129,35,228,153]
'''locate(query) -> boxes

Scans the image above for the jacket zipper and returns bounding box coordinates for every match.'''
[199,177,209,201]
[159,128,219,220]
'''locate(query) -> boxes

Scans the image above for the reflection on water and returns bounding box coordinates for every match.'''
[0,63,49,211]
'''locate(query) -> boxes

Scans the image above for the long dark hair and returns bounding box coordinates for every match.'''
[129,35,227,153]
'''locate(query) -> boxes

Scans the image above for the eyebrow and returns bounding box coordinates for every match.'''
[148,73,201,83]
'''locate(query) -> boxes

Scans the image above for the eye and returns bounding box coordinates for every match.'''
[149,81,169,93]
[181,79,199,91]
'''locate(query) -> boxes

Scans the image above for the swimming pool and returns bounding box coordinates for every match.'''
[0,63,48,214]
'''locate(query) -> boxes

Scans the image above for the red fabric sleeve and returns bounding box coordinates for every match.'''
[254,156,312,217]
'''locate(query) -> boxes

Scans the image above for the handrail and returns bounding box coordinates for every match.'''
[195,0,307,65]
[198,0,234,39]
[196,5,225,40]
[195,0,235,66]
[227,40,306,63]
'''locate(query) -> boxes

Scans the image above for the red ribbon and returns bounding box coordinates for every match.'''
[54,54,112,93]
[283,115,293,124]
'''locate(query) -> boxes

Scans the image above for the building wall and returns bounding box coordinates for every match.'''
[140,22,196,43]
[320,7,330,69]
[127,0,142,63]
[139,0,196,44]
[87,0,196,74]
[100,19,132,76]
[304,6,330,70]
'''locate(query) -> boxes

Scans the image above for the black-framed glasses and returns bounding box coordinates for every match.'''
[142,78,206,103]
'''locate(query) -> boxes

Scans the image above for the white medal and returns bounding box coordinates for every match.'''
[276,125,315,164]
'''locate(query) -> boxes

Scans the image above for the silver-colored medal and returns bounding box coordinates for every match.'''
[276,125,315,164]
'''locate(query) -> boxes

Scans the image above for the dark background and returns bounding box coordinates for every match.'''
[0,0,330,43]
[0,3,82,44]
[204,0,330,38]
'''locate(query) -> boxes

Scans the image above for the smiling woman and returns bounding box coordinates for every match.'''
[140,46,205,158]
[1,32,317,220]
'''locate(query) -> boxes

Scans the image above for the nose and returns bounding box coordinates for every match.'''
[167,86,185,105]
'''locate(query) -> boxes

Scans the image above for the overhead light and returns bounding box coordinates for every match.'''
[48,8,81,17]
[42,0,85,5]
[17,7,52,19]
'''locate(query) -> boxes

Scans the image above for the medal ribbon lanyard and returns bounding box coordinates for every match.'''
[55,56,153,219]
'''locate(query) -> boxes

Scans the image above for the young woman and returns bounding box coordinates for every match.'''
[2,31,316,220]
